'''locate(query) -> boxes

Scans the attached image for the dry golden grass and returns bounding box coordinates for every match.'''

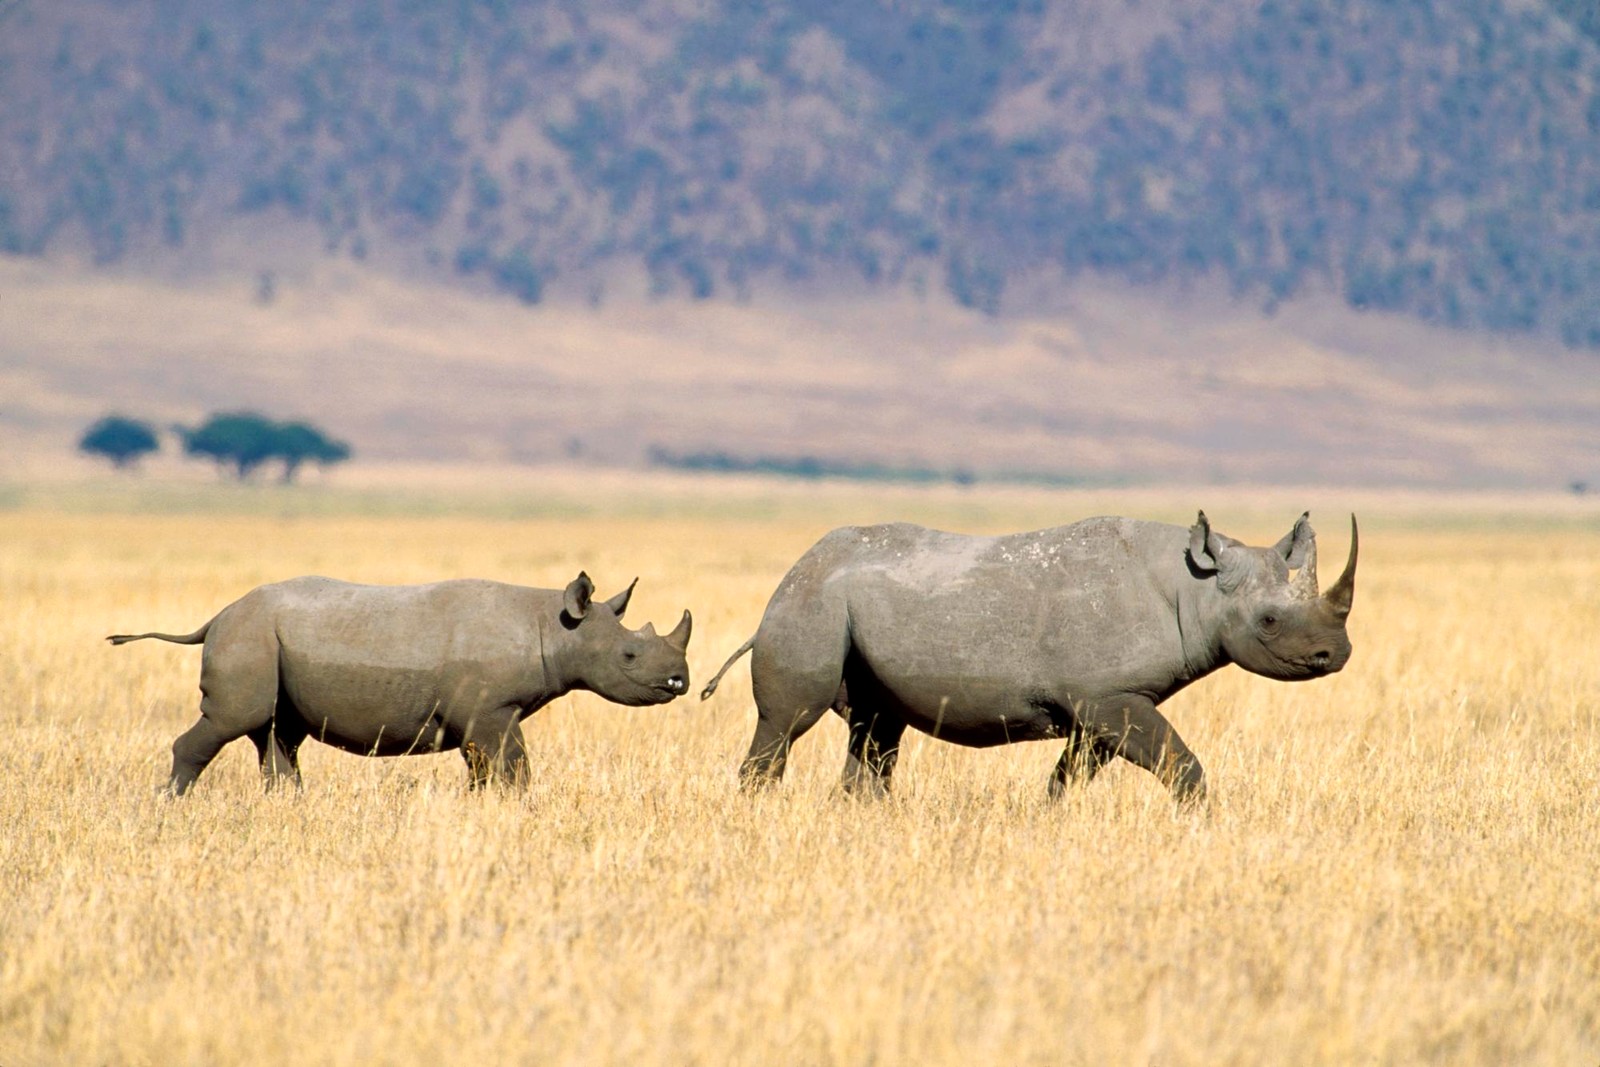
[1,483,1597,1065]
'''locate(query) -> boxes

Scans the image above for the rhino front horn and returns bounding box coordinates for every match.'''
[666,609,692,651]
[1323,514,1358,618]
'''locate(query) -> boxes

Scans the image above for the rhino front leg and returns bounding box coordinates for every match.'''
[840,706,906,798]
[1046,722,1117,800]
[461,716,529,790]
[1080,694,1207,805]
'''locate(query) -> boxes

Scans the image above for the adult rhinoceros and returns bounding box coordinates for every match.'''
[701,511,1355,803]
[110,572,691,794]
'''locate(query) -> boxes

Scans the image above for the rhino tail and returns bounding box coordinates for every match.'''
[700,635,756,701]
[107,616,216,647]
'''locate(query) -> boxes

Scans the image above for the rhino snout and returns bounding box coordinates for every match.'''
[665,674,687,695]
[1309,636,1352,674]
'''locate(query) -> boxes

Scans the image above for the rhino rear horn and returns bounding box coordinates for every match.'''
[1323,515,1358,618]
[605,577,639,618]
[666,609,692,651]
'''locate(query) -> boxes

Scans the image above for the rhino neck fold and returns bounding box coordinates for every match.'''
[1174,576,1227,683]
[535,616,572,696]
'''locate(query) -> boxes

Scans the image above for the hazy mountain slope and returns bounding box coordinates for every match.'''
[4,257,1596,489]
[1549,0,1600,47]
[3,0,1600,344]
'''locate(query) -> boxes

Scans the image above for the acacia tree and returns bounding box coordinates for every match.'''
[177,412,281,479]
[79,415,160,470]
[177,412,352,481]
[274,420,351,483]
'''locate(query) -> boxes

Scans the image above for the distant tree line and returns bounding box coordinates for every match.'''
[644,445,1107,487]
[79,412,351,481]
[648,445,966,484]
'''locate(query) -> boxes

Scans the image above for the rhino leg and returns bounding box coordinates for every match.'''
[840,705,906,798]
[460,714,529,790]
[168,716,233,796]
[248,719,305,791]
[1046,722,1118,799]
[1080,695,1207,804]
[741,702,831,787]
[168,624,283,795]
[740,681,848,787]
[740,620,851,788]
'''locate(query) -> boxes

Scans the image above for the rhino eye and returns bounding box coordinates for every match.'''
[622,650,638,663]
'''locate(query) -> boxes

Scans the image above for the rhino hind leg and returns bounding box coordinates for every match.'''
[740,704,829,787]
[740,677,848,788]
[840,704,906,798]
[740,614,851,788]
[248,716,305,791]
[168,617,284,795]
[168,716,234,796]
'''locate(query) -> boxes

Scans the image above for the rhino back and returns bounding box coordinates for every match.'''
[831,519,1193,703]
[262,578,550,745]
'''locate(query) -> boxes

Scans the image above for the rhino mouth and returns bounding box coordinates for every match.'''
[1286,646,1348,678]
[624,676,689,703]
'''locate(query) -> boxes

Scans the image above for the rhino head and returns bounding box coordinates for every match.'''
[559,572,692,705]
[1188,511,1357,681]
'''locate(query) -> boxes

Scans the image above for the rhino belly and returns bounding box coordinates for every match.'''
[279,660,452,756]
[849,658,1066,747]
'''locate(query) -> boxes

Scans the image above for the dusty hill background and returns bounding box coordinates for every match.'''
[5,0,1600,488]
[4,254,1600,488]
[5,0,1600,340]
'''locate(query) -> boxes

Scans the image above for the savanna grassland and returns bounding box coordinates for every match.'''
[1,476,1597,1066]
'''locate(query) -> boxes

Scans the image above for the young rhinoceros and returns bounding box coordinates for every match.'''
[110,572,691,794]
[701,511,1355,804]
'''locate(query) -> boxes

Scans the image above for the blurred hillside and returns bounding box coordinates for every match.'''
[5,0,1600,344]
[5,256,1598,489]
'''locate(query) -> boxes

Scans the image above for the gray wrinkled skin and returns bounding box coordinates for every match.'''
[703,511,1356,804]
[110,572,691,795]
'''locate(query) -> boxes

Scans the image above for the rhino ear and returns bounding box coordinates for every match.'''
[563,572,595,622]
[1273,511,1315,568]
[1188,511,1223,573]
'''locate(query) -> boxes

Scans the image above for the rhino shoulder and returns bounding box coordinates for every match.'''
[1037,516,1188,560]
[821,521,929,546]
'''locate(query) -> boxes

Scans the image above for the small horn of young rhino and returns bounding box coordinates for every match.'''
[1323,514,1359,616]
